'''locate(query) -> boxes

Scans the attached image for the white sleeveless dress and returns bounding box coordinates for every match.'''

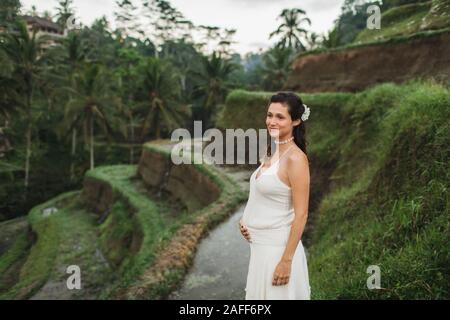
[241,147,311,300]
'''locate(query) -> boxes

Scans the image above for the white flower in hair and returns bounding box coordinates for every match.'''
[301,104,310,121]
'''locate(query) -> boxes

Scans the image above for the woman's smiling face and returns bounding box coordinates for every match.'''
[266,102,299,139]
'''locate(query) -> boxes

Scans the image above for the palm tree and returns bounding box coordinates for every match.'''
[0,21,46,187]
[61,64,113,170]
[160,39,202,95]
[112,72,140,163]
[269,8,311,51]
[306,32,322,50]
[54,0,75,32]
[28,5,38,17]
[58,32,86,179]
[136,57,189,141]
[191,51,236,128]
[113,102,142,164]
[42,10,53,21]
[260,47,295,91]
[321,28,340,49]
[111,48,142,162]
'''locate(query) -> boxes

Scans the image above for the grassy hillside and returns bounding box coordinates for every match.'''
[355,0,450,44]
[218,80,449,299]
[0,147,246,299]
[293,0,450,60]
[0,192,81,299]
[309,80,449,299]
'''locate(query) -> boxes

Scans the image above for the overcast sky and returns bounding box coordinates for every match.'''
[21,0,343,55]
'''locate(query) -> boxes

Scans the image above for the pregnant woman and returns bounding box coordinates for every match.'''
[239,91,311,300]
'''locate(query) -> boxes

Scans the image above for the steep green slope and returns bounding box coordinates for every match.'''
[355,0,450,44]
[0,192,80,299]
[308,80,449,299]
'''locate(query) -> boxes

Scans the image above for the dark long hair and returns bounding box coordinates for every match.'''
[266,91,308,158]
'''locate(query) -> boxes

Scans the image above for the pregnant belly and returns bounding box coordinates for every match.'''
[242,203,294,230]
[246,225,292,246]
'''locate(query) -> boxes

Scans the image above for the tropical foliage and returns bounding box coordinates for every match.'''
[269,8,312,51]
[1,0,285,219]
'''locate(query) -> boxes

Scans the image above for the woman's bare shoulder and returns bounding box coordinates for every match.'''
[285,146,309,185]
[287,145,309,167]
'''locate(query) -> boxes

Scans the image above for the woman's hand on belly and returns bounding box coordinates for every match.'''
[239,219,252,242]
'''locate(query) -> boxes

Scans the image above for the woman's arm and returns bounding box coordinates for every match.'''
[272,151,310,286]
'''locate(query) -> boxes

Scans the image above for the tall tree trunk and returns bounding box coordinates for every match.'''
[128,93,135,164]
[180,75,186,92]
[70,127,77,180]
[68,91,77,179]
[25,122,31,188]
[47,97,52,120]
[90,115,94,170]
[24,90,32,188]
[130,119,134,164]
[156,123,160,140]
[154,108,160,140]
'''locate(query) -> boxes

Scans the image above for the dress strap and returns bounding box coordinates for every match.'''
[259,145,294,170]
[258,144,295,170]
[276,144,295,163]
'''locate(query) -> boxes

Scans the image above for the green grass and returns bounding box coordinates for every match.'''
[355,1,434,43]
[0,232,30,293]
[0,216,29,292]
[299,27,450,60]
[0,192,121,300]
[0,191,79,299]
[84,165,169,291]
[307,80,450,299]
[308,0,450,54]
[33,197,117,299]
[0,216,27,254]
[294,4,450,61]
[421,0,450,29]
[86,164,202,288]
